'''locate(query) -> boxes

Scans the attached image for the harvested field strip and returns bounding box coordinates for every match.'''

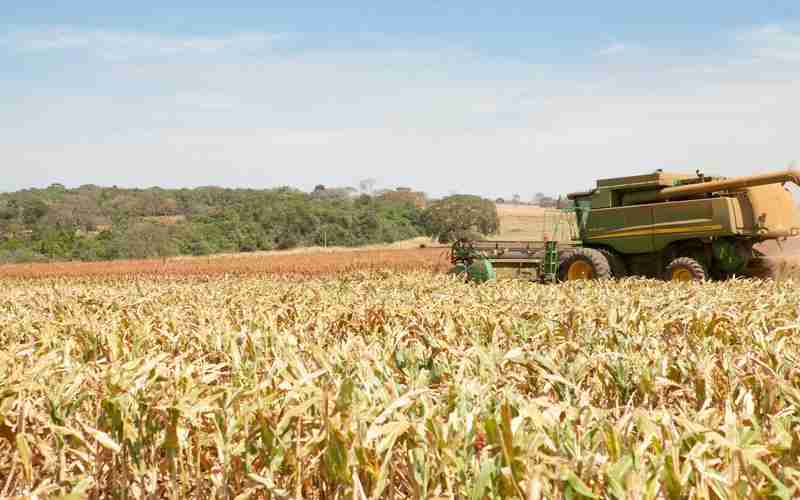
[0,247,450,279]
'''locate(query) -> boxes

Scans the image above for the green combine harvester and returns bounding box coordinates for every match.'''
[451,168,800,282]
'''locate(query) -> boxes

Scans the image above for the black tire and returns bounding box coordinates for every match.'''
[596,248,627,278]
[664,257,707,281]
[558,248,612,281]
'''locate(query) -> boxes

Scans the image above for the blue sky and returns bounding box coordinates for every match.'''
[2,2,800,198]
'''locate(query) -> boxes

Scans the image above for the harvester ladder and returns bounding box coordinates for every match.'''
[543,240,559,282]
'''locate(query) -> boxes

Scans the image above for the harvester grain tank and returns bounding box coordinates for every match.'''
[451,168,800,281]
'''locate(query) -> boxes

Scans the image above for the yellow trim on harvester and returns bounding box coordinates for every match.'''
[589,224,724,239]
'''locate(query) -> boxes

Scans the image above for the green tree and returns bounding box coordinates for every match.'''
[423,195,499,243]
[0,182,430,263]
[22,199,49,225]
[120,222,178,259]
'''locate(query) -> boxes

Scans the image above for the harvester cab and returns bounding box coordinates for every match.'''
[452,168,800,283]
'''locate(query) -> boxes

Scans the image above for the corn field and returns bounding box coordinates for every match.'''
[1,271,800,498]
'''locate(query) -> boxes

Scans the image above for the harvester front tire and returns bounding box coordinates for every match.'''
[558,248,612,281]
[665,257,707,282]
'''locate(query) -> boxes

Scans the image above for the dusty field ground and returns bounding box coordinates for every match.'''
[171,237,437,260]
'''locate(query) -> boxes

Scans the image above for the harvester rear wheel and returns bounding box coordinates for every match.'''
[665,257,707,282]
[558,248,612,281]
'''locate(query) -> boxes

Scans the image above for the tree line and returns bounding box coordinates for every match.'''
[0,183,499,264]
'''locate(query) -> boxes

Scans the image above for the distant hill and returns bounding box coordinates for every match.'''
[0,183,428,264]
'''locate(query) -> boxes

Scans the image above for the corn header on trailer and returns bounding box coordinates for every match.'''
[451,168,800,282]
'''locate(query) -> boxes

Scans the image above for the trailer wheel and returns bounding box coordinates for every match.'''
[558,248,612,281]
[596,248,627,278]
[665,257,707,282]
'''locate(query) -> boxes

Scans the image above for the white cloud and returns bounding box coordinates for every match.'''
[2,24,800,197]
[737,23,800,62]
[0,26,282,59]
[595,42,630,56]
[172,92,242,111]
[6,75,798,198]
